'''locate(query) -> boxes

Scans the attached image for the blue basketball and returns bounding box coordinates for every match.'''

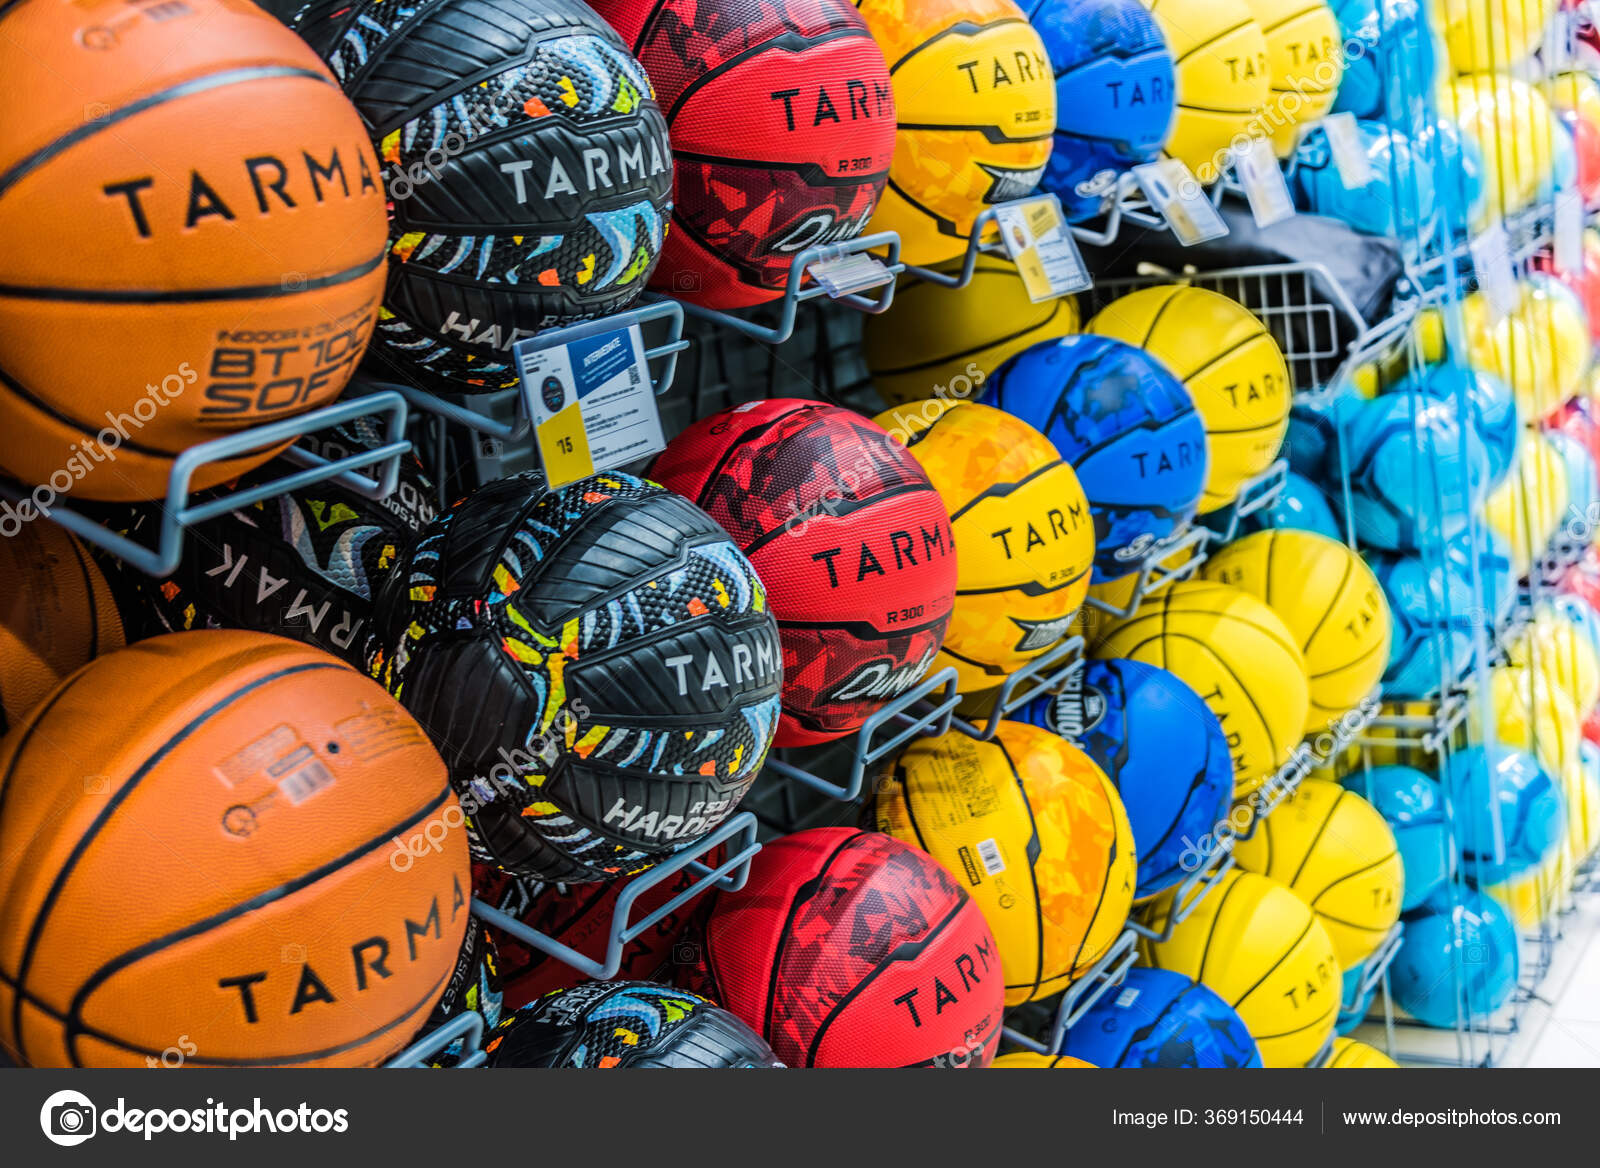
[1391,888,1519,1028]
[1014,658,1232,900]
[1366,548,1478,699]
[1424,115,1487,236]
[1548,429,1600,527]
[1443,525,1516,633]
[1292,120,1436,247]
[1405,363,1519,488]
[1330,0,1441,137]
[1244,470,1344,540]
[1287,375,1370,483]
[1024,0,1175,222]
[1335,963,1375,1036]
[1344,391,1491,551]
[983,335,1207,577]
[1058,967,1262,1067]
[1441,745,1567,884]
[1342,764,1451,911]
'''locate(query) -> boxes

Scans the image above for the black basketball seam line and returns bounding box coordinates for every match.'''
[1307,636,1388,680]
[1261,530,1278,614]
[0,250,386,304]
[1175,101,1262,116]
[886,17,1034,74]
[0,66,336,202]
[1193,872,1245,988]
[0,664,103,873]
[1204,419,1289,437]
[763,829,867,1054]
[740,479,939,557]
[871,299,1065,377]
[991,735,1046,1000]
[64,966,452,1068]
[895,123,1054,145]
[1039,405,1201,480]
[1310,849,1402,907]
[1285,792,1346,889]
[1257,6,1325,36]
[1172,21,1257,68]
[953,566,1090,599]
[0,358,186,461]
[1172,331,1273,387]
[1118,586,1308,673]
[947,458,1068,524]
[1203,637,1284,776]
[773,612,952,639]
[1136,758,1221,882]
[64,781,456,1062]
[1071,772,1123,979]
[662,27,877,124]
[805,893,968,1066]
[1313,910,1392,932]
[64,532,101,661]
[1230,916,1315,1011]
[1128,287,1187,352]
[8,658,345,1064]
[894,762,934,856]
[884,175,963,244]
[1248,1002,1339,1042]
[0,0,26,26]
[667,149,888,188]
[1298,553,1354,655]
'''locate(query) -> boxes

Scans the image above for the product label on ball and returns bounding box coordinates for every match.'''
[993,194,1092,301]
[1132,159,1228,247]
[515,321,664,489]
[1320,113,1376,189]
[1232,137,1296,230]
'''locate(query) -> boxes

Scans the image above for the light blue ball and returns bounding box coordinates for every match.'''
[1424,115,1487,236]
[1336,963,1376,1036]
[1342,764,1451,911]
[1344,391,1491,551]
[1244,470,1344,540]
[1548,429,1600,529]
[1287,377,1370,483]
[1292,120,1436,247]
[1329,0,1442,137]
[1391,888,1519,1028]
[1404,363,1519,489]
[1441,745,1567,884]
[1366,548,1478,698]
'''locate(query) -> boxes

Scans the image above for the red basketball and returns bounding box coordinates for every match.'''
[589,0,896,309]
[651,400,957,747]
[1567,112,1600,208]
[682,828,1004,1067]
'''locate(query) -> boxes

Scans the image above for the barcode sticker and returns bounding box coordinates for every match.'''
[977,838,1006,876]
[1116,987,1142,1009]
[277,759,335,805]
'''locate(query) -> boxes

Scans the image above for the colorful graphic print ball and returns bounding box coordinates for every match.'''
[371,472,783,882]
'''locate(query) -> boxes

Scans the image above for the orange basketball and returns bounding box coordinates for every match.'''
[0,0,389,502]
[0,631,469,1067]
[1,520,124,734]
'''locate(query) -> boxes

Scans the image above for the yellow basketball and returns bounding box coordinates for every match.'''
[1548,71,1600,138]
[1432,0,1557,74]
[1144,0,1271,183]
[1508,605,1600,715]
[875,721,1136,1004]
[864,253,1080,407]
[1326,1037,1397,1068]
[992,1052,1096,1067]
[1202,530,1390,734]
[1484,429,1570,578]
[1242,0,1345,155]
[859,0,1056,266]
[1483,852,1557,929]
[1233,779,1403,968]
[1471,664,1581,779]
[1573,763,1600,862]
[876,400,1095,692]
[1140,869,1339,1067]
[1088,286,1291,513]
[1462,279,1590,421]
[1360,699,1440,771]
[1092,581,1311,795]
[1444,74,1556,222]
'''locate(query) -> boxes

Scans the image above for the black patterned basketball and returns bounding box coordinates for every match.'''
[268,0,673,392]
[92,419,436,668]
[482,980,784,1067]
[420,919,505,1068]
[371,471,782,882]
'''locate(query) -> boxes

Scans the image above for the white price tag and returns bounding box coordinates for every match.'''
[1557,189,1586,276]
[808,252,892,298]
[993,194,1092,301]
[514,322,664,489]
[1469,223,1519,324]
[1321,113,1375,190]
[1233,137,1297,229]
[1132,158,1229,247]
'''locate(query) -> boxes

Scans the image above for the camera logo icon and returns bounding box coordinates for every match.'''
[40,1089,96,1147]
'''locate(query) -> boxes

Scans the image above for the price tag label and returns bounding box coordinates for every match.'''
[1321,113,1375,190]
[514,322,664,489]
[993,194,1092,301]
[1557,189,1586,276]
[1469,223,1519,324]
[1233,137,1297,229]
[1132,158,1229,247]
[808,251,893,297]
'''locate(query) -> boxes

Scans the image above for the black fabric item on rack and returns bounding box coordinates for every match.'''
[1081,201,1406,386]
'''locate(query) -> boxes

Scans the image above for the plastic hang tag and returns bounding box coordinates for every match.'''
[514,322,664,489]
[1233,137,1297,230]
[1469,223,1519,325]
[808,252,893,298]
[1321,113,1375,190]
[993,194,1093,301]
[1132,158,1229,246]
[1556,189,1586,277]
